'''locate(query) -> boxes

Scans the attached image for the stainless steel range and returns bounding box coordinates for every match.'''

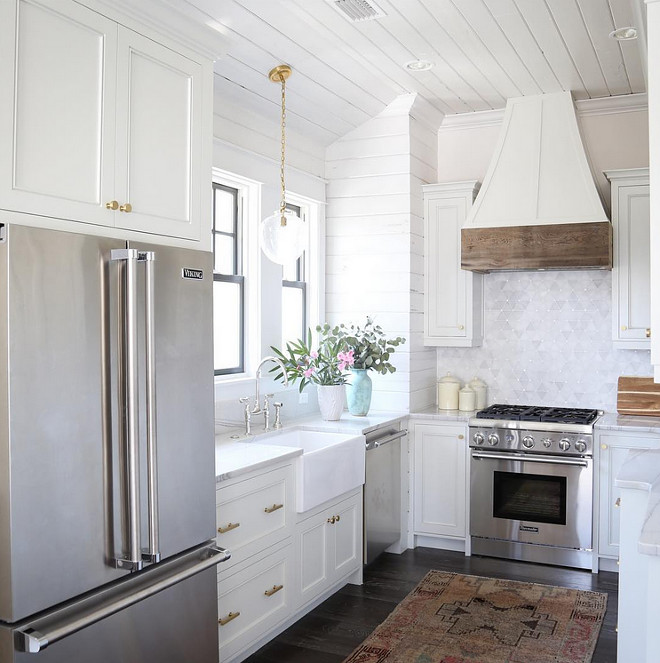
[469,404,600,570]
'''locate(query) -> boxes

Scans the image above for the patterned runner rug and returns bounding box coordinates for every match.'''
[343,571,607,663]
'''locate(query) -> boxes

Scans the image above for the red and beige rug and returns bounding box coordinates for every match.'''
[343,571,607,663]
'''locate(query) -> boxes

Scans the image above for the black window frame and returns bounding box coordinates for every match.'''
[213,182,245,376]
[282,202,307,341]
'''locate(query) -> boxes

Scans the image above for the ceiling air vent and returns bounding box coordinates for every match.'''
[328,0,386,22]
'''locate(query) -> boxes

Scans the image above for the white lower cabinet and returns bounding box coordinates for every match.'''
[217,545,293,663]
[597,431,660,560]
[216,466,363,663]
[296,488,363,609]
[412,421,469,542]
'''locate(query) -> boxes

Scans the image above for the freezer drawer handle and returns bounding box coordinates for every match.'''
[264,584,284,597]
[218,611,240,626]
[264,503,283,513]
[218,522,240,534]
[15,545,231,654]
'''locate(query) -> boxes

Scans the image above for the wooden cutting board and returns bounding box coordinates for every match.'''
[617,376,660,416]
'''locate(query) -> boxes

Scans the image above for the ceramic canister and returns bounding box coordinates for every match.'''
[468,376,488,410]
[437,373,460,410]
[458,384,476,412]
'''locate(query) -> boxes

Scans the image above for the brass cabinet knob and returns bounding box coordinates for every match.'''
[601,444,608,450]
[621,325,627,331]
[458,434,464,440]
[119,203,132,213]
[615,497,621,508]
[218,611,240,626]
[105,200,119,210]
[647,328,652,338]
[458,325,465,330]
[264,584,284,597]
[327,516,336,524]
[335,514,340,522]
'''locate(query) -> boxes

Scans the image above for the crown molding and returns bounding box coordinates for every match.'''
[439,93,648,132]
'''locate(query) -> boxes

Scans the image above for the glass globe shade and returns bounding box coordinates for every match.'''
[260,210,307,265]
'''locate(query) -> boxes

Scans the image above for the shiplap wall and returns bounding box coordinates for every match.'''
[325,94,439,412]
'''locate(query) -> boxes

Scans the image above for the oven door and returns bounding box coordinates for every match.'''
[470,450,592,551]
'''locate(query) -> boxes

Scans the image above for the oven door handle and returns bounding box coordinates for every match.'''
[471,452,589,468]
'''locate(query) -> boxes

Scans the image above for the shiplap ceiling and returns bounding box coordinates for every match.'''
[190,0,647,147]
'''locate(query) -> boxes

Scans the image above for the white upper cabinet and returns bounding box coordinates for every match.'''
[0,0,210,245]
[606,169,650,349]
[424,181,483,347]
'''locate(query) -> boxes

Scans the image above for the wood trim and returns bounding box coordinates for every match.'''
[617,376,660,416]
[461,222,612,272]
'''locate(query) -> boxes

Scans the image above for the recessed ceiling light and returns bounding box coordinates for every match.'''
[609,26,638,40]
[405,59,434,72]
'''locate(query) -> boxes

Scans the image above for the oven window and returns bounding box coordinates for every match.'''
[493,471,567,525]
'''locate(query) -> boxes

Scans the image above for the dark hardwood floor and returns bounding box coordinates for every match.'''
[245,547,618,663]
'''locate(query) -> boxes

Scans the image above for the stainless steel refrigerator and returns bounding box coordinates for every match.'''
[0,224,229,662]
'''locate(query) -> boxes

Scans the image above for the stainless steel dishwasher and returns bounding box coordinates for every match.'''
[364,426,407,565]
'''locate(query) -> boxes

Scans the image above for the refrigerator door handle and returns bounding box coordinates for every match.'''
[140,251,160,564]
[14,544,231,654]
[110,248,143,572]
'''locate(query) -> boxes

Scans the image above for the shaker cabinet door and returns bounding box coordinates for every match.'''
[114,29,203,241]
[0,0,117,226]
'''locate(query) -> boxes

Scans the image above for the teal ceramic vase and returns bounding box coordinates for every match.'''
[347,368,372,416]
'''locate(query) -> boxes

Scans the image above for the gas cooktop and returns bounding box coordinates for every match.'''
[474,404,599,426]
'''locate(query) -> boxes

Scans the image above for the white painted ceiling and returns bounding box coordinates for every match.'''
[188,0,647,148]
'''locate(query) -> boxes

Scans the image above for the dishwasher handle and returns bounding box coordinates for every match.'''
[366,429,407,451]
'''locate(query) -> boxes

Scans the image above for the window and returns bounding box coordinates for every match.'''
[212,183,244,375]
[282,202,307,344]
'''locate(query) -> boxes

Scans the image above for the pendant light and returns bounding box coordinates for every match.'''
[260,64,307,265]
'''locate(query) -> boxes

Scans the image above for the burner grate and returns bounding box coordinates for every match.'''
[475,404,598,426]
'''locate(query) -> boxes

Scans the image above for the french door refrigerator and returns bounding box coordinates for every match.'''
[0,224,229,662]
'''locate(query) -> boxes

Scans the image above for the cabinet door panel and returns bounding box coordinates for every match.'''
[297,517,329,604]
[598,433,660,558]
[115,29,201,240]
[414,423,467,538]
[0,0,116,224]
[332,500,360,578]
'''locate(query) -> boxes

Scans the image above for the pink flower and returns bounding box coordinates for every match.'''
[338,362,346,372]
[337,350,355,368]
[303,367,315,378]
[310,350,319,359]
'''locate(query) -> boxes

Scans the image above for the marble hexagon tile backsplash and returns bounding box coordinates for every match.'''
[435,270,652,412]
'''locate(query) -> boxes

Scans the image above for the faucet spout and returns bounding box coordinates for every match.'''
[254,356,289,412]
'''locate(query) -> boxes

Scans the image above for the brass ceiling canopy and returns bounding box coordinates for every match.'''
[268,64,292,83]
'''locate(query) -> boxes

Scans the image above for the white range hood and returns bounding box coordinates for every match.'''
[461,92,612,272]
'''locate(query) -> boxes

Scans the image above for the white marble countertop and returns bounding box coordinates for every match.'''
[615,449,660,556]
[596,413,660,434]
[215,410,407,482]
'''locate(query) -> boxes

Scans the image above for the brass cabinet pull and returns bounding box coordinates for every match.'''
[621,325,627,331]
[119,203,132,213]
[218,611,240,626]
[601,444,608,450]
[647,328,652,338]
[105,200,119,210]
[264,584,284,597]
[615,497,621,508]
[458,434,464,440]
[327,516,336,524]
[335,514,340,522]
[264,503,283,513]
[458,324,464,330]
[217,522,240,534]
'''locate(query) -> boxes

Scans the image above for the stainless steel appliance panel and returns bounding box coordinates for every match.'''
[1,226,127,622]
[129,241,215,560]
[0,544,225,663]
[470,451,592,551]
[364,428,405,565]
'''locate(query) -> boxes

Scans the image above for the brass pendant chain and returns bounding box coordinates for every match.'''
[279,73,287,226]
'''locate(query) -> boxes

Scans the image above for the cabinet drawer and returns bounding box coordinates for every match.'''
[216,465,294,568]
[217,545,292,661]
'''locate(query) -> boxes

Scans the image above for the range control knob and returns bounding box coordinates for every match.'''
[542,438,552,448]
[522,435,535,448]
[558,438,571,451]
[505,433,515,444]
[473,433,485,446]
[574,439,587,453]
[487,433,499,446]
